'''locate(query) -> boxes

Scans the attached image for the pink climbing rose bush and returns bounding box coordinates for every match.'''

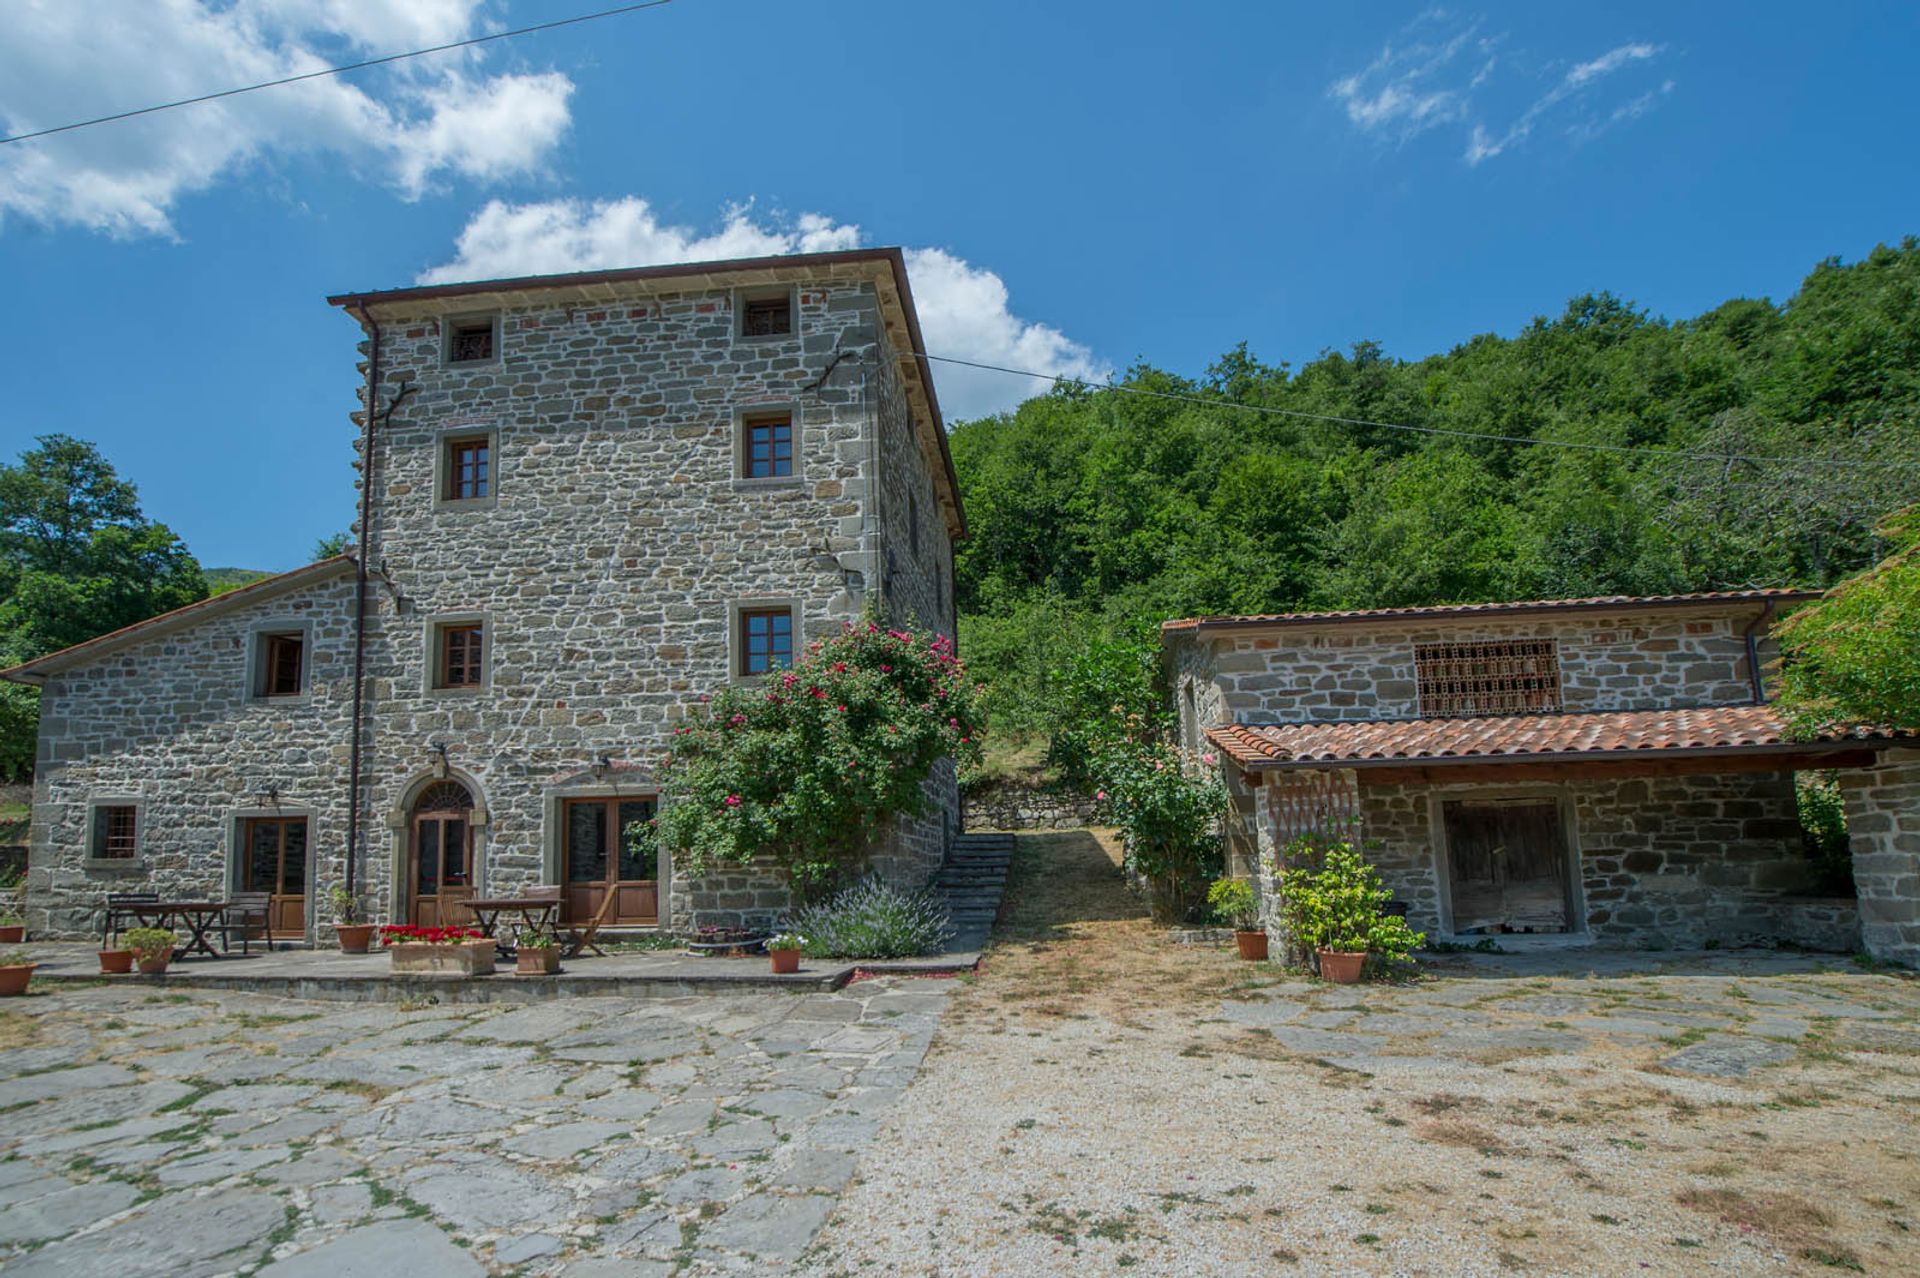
[657,613,984,896]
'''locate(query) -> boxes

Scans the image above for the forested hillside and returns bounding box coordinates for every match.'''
[956,239,1920,752]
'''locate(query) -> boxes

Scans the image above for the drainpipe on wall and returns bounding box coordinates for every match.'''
[343,306,381,901]
[1742,598,1777,704]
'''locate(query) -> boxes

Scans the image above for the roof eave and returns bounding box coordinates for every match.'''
[1164,590,1825,639]
[1222,738,1905,772]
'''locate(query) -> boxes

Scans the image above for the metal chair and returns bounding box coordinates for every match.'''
[216,892,271,955]
[101,892,160,946]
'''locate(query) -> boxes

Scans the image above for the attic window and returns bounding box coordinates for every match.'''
[1415,639,1562,718]
[739,291,793,338]
[447,317,497,364]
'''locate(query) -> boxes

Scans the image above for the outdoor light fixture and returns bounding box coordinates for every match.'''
[591,753,612,779]
[430,741,450,778]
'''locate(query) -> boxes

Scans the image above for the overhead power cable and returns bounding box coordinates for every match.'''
[0,0,675,146]
[914,351,1888,471]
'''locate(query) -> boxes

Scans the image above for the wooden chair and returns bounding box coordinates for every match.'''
[100,892,160,946]
[215,892,271,955]
[561,889,617,959]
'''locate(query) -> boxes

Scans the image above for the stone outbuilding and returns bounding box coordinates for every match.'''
[1164,592,1919,966]
[4,248,964,943]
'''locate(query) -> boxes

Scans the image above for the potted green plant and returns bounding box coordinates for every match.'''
[0,947,35,996]
[329,885,375,954]
[0,913,24,945]
[1276,842,1423,984]
[514,924,561,975]
[98,944,134,974]
[1206,877,1267,961]
[764,931,806,975]
[124,926,178,975]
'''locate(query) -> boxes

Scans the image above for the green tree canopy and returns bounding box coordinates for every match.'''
[1776,507,1920,735]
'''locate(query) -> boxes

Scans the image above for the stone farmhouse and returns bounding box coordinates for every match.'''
[4,248,963,943]
[1165,592,1920,967]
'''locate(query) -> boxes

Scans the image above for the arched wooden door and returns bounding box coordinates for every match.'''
[409,780,476,927]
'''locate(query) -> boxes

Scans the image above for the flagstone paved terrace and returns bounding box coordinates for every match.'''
[0,978,949,1276]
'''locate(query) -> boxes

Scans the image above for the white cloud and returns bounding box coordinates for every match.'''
[419,198,1107,420]
[0,0,574,237]
[1329,14,1671,166]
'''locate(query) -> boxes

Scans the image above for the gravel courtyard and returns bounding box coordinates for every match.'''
[801,832,1920,1277]
[0,978,946,1276]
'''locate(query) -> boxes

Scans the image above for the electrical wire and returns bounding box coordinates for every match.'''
[914,350,1892,470]
[0,0,675,146]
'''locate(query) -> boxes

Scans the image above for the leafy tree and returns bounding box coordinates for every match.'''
[1776,506,1920,735]
[312,530,353,560]
[0,436,206,778]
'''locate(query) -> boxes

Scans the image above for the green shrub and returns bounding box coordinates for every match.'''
[1796,772,1854,896]
[1095,742,1226,923]
[1275,841,1423,968]
[1206,877,1259,930]
[788,878,954,959]
[122,927,177,958]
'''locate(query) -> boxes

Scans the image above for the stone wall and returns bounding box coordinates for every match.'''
[1839,749,1920,967]
[1258,768,1854,953]
[961,779,1102,831]
[25,567,358,937]
[22,264,962,940]
[1170,608,1779,732]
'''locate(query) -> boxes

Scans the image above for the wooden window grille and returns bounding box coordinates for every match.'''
[445,437,490,500]
[1415,639,1562,717]
[449,320,495,362]
[743,414,794,478]
[93,806,137,859]
[740,294,792,337]
[440,624,485,688]
[739,608,793,676]
[262,632,304,697]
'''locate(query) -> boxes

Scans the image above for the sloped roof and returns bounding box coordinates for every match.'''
[1162,589,1821,636]
[1206,705,1910,771]
[0,556,355,686]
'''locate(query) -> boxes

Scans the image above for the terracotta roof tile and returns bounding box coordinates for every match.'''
[1162,589,1820,635]
[1206,705,1910,770]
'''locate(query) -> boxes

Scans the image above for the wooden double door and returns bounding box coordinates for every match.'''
[1442,798,1573,934]
[563,798,659,926]
[409,781,476,927]
[241,817,307,938]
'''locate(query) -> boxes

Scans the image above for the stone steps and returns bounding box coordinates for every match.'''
[935,834,1016,951]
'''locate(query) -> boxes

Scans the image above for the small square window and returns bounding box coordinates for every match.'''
[738,291,793,338]
[742,412,794,479]
[448,317,496,364]
[438,623,485,689]
[257,632,305,698]
[92,806,137,859]
[445,436,491,501]
[738,608,794,677]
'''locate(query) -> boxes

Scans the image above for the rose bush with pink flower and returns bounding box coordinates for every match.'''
[657,610,984,896]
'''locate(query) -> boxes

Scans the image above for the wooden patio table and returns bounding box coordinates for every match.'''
[465,896,561,959]
[124,901,232,959]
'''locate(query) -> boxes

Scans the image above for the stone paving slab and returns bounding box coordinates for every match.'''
[0,976,951,1276]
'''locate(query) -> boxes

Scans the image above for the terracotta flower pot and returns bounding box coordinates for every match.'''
[335,924,376,954]
[516,948,561,975]
[1233,930,1269,961]
[769,948,801,974]
[1316,948,1367,984]
[99,949,134,974]
[0,963,34,996]
[135,953,171,975]
[0,925,24,944]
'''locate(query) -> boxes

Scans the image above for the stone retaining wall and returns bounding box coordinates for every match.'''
[1839,749,1920,967]
[961,781,1100,831]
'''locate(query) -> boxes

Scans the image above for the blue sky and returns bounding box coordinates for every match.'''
[3,1,1916,571]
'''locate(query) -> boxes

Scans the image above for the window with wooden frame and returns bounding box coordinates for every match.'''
[256,631,305,698]
[437,623,485,689]
[92,805,137,859]
[737,607,794,677]
[1415,639,1563,718]
[738,290,793,338]
[741,411,794,479]
[444,435,491,501]
[447,316,497,364]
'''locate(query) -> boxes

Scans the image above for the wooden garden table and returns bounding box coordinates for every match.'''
[465,896,561,958]
[126,901,232,959]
